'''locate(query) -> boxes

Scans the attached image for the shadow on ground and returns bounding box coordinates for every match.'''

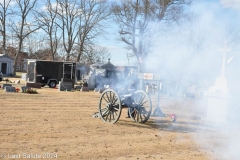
[116,116,215,133]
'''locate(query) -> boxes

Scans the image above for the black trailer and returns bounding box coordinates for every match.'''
[27,59,77,88]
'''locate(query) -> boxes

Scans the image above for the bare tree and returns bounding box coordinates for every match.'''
[54,0,110,62]
[93,45,111,63]
[55,0,82,61]
[225,26,240,49]
[76,0,111,62]
[25,34,46,58]
[34,0,61,60]
[111,0,191,69]
[9,0,39,76]
[29,48,53,60]
[0,0,12,52]
[87,45,111,63]
[72,44,111,64]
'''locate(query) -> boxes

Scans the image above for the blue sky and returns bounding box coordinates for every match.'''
[102,0,240,66]
[2,0,240,66]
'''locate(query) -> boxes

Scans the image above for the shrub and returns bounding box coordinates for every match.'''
[24,88,38,94]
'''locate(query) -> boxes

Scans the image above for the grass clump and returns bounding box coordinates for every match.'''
[24,88,38,94]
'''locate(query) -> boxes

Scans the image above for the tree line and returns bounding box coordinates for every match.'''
[0,0,191,76]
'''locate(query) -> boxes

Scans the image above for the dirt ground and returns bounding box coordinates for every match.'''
[0,77,240,160]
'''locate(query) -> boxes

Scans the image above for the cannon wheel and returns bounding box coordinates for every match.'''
[98,89,122,124]
[129,90,152,123]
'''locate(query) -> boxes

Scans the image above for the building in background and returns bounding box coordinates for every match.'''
[0,54,13,75]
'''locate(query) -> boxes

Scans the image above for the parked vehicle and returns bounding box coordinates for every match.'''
[0,71,3,81]
[87,60,138,90]
[27,59,77,88]
[87,60,121,90]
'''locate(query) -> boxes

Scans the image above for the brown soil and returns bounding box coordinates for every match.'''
[0,77,240,160]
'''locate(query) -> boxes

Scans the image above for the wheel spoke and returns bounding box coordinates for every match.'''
[143,114,147,118]
[141,99,148,106]
[113,109,118,117]
[140,112,143,122]
[139,94,146,105]
[139,93,144,103]
[111,111,115,120]
[106,92,110,103]
[141,107,148,115]
[112,96,119,105]
[130,109,135,115]
[113,106,119,111]
[102,109,109,117]
[102,95,109,103]
[108,111,112,122]
[100,108,108,113]
[105,110,111,121]
[109,92,112,103]
[137,111,140,121]
[129,90,152,123]
[100,102,108,107]
[98,89,122,124]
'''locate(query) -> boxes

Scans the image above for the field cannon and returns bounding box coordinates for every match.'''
[93,71,177,124]
[98,88,152,124]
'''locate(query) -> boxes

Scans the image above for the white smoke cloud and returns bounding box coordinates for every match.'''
[147,1,240,159]
[220,0,240,9]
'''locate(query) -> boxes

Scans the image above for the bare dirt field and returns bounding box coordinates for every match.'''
[1,77,240,160]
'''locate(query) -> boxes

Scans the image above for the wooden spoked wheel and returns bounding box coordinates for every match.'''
[129,90,152,123]
[98,89,122,124]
